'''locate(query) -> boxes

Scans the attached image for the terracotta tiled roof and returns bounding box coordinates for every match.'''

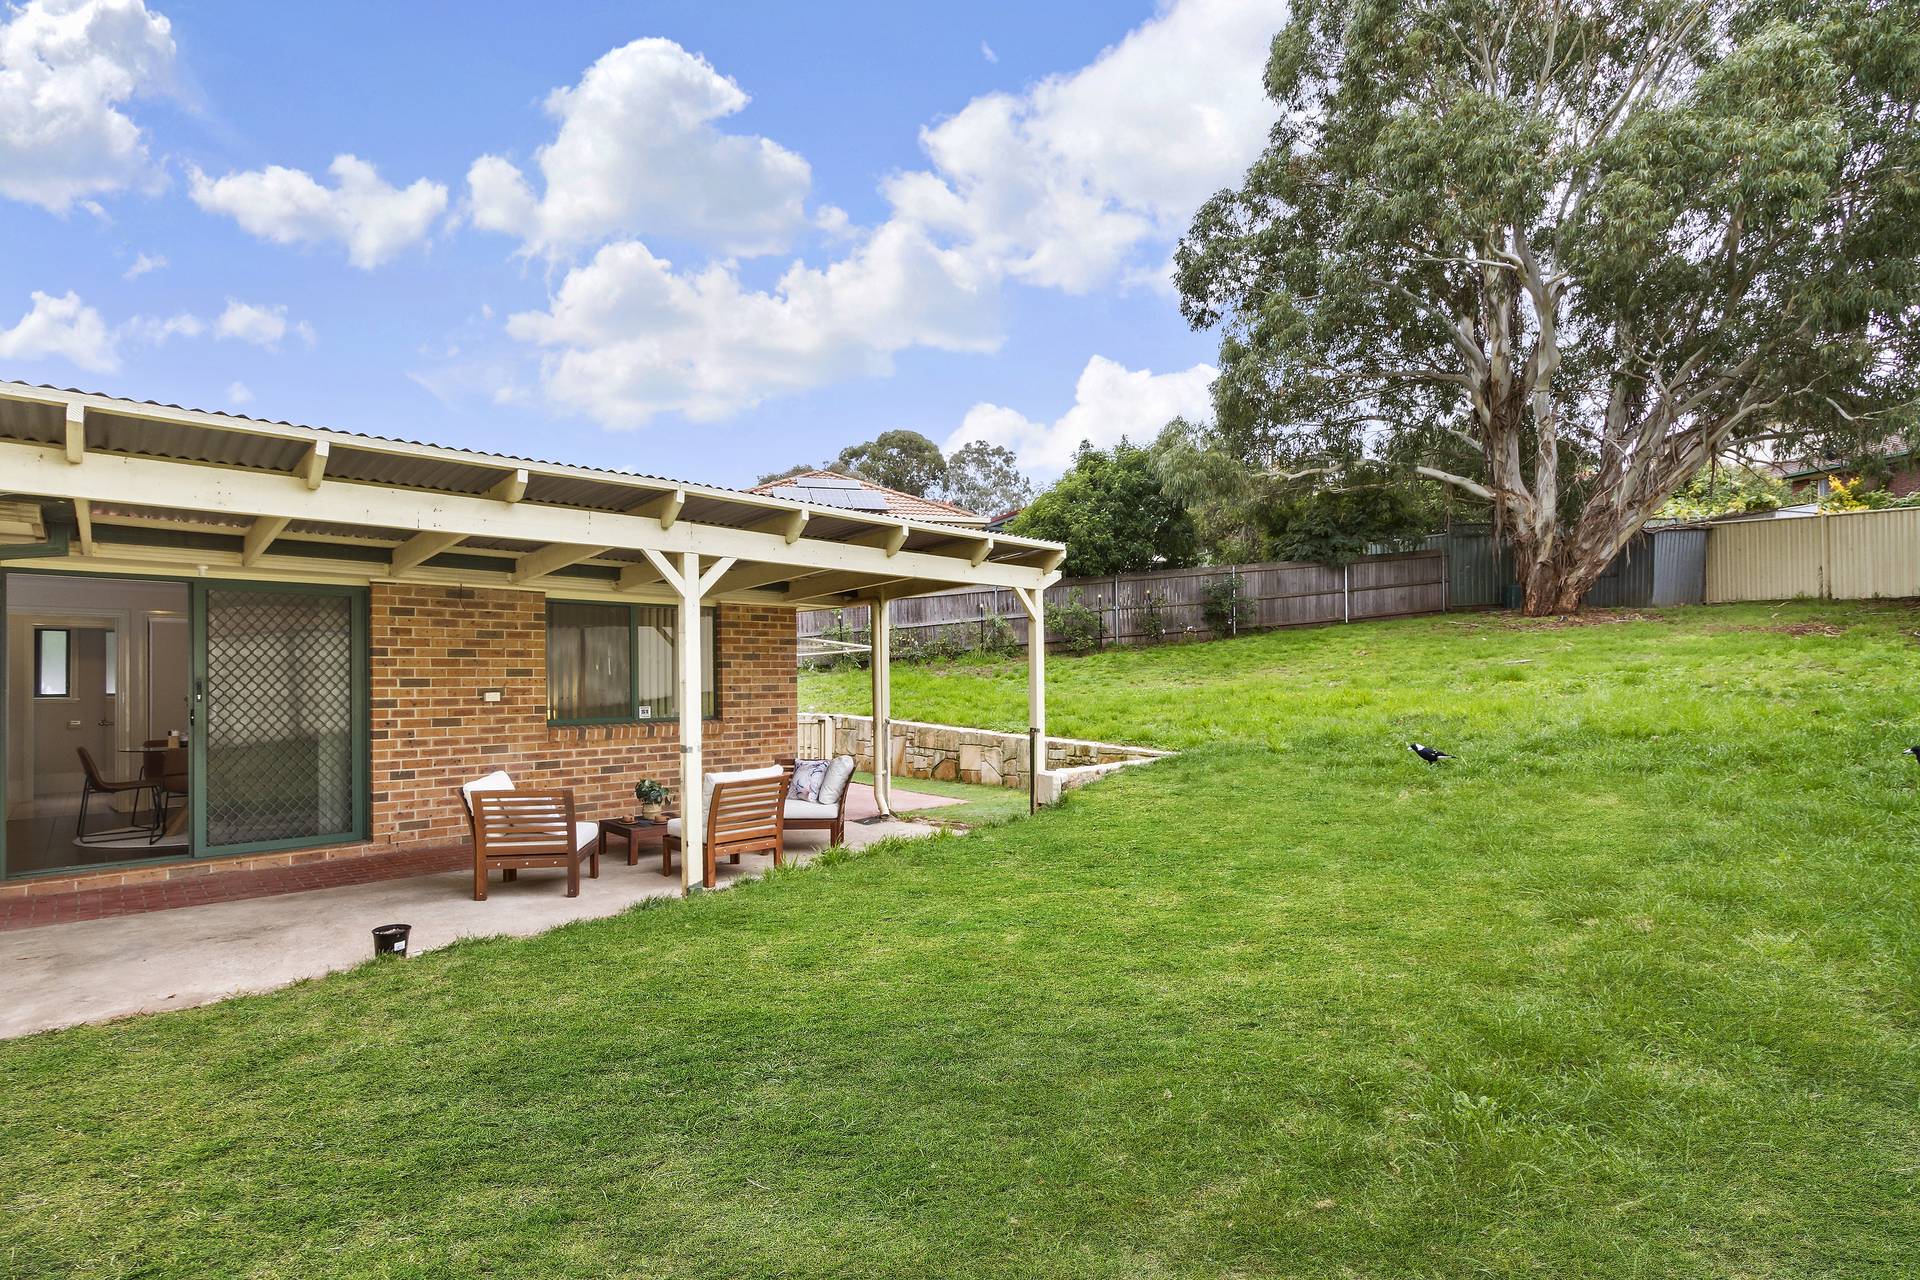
[748,469,989,525]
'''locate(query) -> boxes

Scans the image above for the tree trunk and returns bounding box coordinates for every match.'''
[1511,500,1644,616]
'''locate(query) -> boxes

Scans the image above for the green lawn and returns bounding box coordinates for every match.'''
[6,602,1920,1276]
[863,769,1031,827]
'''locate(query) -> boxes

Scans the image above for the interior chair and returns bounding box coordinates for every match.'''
[75,747,153,843]
[139,740,189,843]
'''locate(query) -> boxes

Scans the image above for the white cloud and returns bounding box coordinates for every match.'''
[506,224,999,425]
[493,0,1279,428]
[980,41,997,64]
[225,380,251,406]
[467,37,811,257]
[188,155,448,268]
[886,0,1283,292]
[215,299,313,349]
[0,0,176,212]
[945,355,1216,476]
[0,290,118,370]
[121,309,200,343]
[123,250,165,278]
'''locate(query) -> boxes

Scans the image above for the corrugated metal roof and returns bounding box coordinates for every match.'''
[0,381,1061,573]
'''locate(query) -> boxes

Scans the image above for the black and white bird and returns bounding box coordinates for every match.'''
[1904,746,1920,762]
[1409,743,1454,765]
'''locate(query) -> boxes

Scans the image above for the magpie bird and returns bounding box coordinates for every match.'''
[1904,746,1920,761]
[1409,743,1453,764]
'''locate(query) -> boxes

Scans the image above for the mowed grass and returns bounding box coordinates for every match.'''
[4,602,1920,1276]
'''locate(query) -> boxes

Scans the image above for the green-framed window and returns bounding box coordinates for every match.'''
[547,601,718,725]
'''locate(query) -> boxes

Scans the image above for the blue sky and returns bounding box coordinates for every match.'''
[0,0,1285,487]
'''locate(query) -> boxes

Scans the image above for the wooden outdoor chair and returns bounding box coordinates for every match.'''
[662,764,793,889]
[465,788,598,901]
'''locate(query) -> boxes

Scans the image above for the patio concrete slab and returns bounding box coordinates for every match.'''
[0,812,935,1040]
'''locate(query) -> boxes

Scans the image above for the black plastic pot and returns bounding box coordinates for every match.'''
[372,923,412,957]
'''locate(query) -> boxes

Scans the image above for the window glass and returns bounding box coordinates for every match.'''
[546,602,632,721]
[35,629,70,697]
[547,603,719,723]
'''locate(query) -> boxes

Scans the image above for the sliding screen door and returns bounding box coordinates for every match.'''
[194,583,366,855]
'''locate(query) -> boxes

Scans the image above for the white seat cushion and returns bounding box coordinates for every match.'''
[573,820,597,852]
[461,769,516,813]
[785,799,839,821]
[701,765,786,808]
[664,817,682,837]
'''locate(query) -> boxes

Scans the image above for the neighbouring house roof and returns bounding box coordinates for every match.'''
[984,506,1025,533]
[748,470,989,527]
[0,382,1062,607]
[1782,442,1919,480]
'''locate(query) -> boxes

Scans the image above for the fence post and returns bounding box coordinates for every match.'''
[1112,574,1122,646]
[1343,563,1352,623]
[1820,510,1832,599]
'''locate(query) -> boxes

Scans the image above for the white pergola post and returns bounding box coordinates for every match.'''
[869,592,893,816]
[676,550,705,890]
[645,548,734,892]
[1014,587,1047,811]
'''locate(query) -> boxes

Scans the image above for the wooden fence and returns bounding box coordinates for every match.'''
[799,549,1448,651]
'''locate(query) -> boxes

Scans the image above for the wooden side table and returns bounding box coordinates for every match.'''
[597,814,677,872]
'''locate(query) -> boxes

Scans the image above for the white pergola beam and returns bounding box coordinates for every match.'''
[390,531,465,575]
[747,507,809,545]
[714,563,829,593]
[0,441,1059,594]
[64,403,85,464]
[512,542,609,584]
[73,499,95,555]
[847,523,910,556]
[487,468,529,504]
[633,488,685,530]
[788,571,922,601]
[299,440,330,490]
[242,515,292,567]
[617,561,666,591]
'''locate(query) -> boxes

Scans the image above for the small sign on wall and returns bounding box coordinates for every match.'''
[637,706,653,719]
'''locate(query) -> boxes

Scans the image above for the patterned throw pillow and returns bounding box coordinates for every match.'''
[816,755,856,806]
[790,759,830,802]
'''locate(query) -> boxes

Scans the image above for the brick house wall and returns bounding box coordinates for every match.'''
[369,583,797,850]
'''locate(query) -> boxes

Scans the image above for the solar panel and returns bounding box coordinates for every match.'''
[768,483,890,511]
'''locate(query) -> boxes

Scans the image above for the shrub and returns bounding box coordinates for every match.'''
[1201,575,1254,636]
[1139,590,1167,644]
[1045,589,1103,655]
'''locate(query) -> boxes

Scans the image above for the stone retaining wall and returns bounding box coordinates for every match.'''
[797,713,1168,791]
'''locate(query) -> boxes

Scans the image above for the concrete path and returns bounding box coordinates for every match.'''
[1,799,938,1040]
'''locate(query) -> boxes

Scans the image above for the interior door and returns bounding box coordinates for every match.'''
[192,583,367,856]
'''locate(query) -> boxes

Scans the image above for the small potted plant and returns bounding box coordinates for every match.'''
[633,778,668,822]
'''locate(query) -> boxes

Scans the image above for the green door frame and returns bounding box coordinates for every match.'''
[0,564,369,880]
[190,579,371,858]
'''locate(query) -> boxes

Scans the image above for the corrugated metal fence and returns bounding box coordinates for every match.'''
[1706,507,1920,602]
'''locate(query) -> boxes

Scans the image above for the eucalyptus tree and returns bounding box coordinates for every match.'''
[1177,0,1919,612]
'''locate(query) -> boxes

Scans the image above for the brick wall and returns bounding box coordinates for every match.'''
[370,584,796,850]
